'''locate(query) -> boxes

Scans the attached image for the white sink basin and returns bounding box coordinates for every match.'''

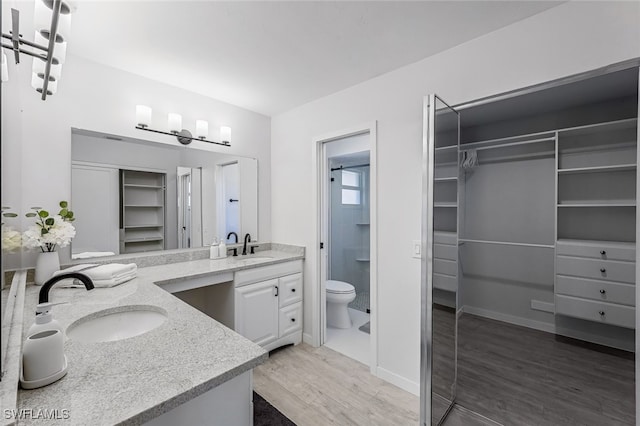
[66,305,168,343]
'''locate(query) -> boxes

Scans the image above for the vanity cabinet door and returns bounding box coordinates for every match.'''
[234,279,279,347]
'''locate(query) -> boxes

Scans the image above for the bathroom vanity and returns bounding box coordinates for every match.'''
[1,246,304,426]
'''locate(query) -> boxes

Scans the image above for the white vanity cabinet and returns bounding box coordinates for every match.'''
[234,260,303,351]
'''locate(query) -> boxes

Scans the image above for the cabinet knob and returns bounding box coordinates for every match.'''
[599,289,606,294]
[600,250,606,255]
[291,318,296,322]
[600,268,606,273]
[292,288,296,292]
[599,311,605,316]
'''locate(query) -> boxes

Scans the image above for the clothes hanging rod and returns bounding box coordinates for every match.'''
[458,238,555,249]
[330,163,370,171]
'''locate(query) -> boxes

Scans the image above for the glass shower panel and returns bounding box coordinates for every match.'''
[421,94,459,426]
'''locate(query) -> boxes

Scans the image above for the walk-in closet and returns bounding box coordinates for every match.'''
[424,63,639,425]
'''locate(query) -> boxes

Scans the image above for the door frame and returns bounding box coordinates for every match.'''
[311,121,378,374]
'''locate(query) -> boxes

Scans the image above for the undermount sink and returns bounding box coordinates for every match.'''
[66,305,168,343]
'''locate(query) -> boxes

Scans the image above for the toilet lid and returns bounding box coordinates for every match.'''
[326,280,355,294]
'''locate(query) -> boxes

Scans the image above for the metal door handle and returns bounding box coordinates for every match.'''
[600,250,606,255]
[275,286,279,297]
[599,289,606,294]
[599,311,605,316]
[600,268,606,273]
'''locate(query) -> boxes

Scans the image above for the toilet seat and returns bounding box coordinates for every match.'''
[326,280,355,294]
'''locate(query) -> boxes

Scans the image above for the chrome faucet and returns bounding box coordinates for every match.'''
[242,233,251,255]
[39,272,95,304]
[227,232,239,243]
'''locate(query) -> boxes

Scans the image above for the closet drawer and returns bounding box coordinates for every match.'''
[557,240,636,262]
[279,302,302,337]
[556,256,635,284]
[434,259,457,277]
[555,295,635,329]
[434,244,457,261]
[278,273,302,308]
[434,232,457,246]
[433,273,457,292]
[556,275,635,306]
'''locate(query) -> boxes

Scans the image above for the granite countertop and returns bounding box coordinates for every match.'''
[13,249,304,425]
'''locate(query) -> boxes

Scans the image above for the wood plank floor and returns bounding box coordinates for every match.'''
[255,312,634,426]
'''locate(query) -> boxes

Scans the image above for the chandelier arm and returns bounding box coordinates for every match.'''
[41,0,62,100]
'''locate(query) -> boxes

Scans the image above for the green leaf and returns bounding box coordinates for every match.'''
[45,217,55,226]
[69,218,75,222]
[38,210,49,218]
[26,213,37,217]
[3,213,17,217]
[59,201,68,208]
[66,211,74,219]
[41,229,48,235]
[59,208,68,217]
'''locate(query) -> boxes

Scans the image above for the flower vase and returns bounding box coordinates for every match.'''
[35,251,60,285]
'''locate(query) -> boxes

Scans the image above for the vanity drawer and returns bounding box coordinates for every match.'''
[555,295,635,329]
[434,259,457,277]
[434,244,457,261]
[556,256,635,284]
[433,273,457,292]
[556,275,635,306]
[557,240,636,262]
[278,273,302,307]
[279,302,302,337]
[434,232,457,246]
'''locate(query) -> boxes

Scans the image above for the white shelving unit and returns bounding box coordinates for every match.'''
[555,118,637,331]
[120,169,166,254]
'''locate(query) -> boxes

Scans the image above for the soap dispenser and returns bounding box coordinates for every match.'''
[210,237,220,259]
[27,302,66,338]
[21,302,68,389]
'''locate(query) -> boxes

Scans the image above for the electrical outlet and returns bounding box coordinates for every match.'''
[412,240,421,259]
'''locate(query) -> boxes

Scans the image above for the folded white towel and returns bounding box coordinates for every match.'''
[52,263,137,287]
[72,251,116,259]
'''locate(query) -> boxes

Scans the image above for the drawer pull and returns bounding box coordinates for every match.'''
[600,250,606,255]
[599,311,605,316]
[291,318,296,322]
[275,286,279,297]
[600,268,606,273]
[599,289,606,294]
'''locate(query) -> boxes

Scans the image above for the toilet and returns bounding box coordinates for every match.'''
[326,280,356,329]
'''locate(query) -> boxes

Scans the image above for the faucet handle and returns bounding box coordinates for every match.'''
[250,245,259,254]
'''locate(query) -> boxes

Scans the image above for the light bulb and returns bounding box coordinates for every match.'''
[196,120,208,139]
[136,105,152,128]
[168,113,182,133]
[220,126,231,144]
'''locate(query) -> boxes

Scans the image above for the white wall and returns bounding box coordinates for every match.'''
[271,1,640,392]
[1,24,271,268]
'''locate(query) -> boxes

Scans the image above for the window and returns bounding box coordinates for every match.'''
[341,170,361,205]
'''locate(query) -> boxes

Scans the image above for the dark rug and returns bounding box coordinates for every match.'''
[254,392,296,426]
[359,321,370,334]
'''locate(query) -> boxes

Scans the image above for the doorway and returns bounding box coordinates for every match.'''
[315,123,377,372]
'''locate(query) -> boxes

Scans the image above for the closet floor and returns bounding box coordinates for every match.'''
[447,311,635,426]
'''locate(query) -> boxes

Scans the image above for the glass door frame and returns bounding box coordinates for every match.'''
[420,93,460,425]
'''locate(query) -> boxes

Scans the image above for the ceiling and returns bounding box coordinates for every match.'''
[69,1,564,116]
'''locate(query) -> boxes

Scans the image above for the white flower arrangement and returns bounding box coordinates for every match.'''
[22,201,76,253]
[2,227,22,253]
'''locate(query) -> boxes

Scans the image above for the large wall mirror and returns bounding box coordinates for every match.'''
[70,128,258,258]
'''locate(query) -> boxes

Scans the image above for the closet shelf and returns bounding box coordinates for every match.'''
[435,145,458,152]
[557,202,636,208]
[124,205,164,208]
[356,223,370,226]
[124,237,164,243]
[355,258,370,262]
[557,164,637,174]
[435,177,458,182]
[124,224,164,229]
[458,238,555,249]
[123,184,164,189]
[434,203,457,208]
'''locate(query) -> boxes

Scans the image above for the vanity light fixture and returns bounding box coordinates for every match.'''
[0,0,73,100]
[134,105,231,147]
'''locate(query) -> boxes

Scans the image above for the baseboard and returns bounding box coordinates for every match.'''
[376,367,419,396]
[530,299,555,313]
[302,332,316,347]
[462,305,555,334]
